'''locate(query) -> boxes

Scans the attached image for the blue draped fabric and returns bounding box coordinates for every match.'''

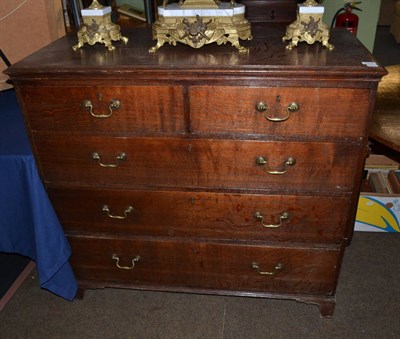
[0,89,77,300]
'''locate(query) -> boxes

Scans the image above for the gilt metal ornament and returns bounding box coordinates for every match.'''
[150,0,252,52]
[282,0,334,50]
[73,0,128,51]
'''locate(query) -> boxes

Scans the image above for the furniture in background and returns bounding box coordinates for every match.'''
[240,0,298,23]
[0,89,77,301]
[391,1,400,42]
[369,65,400,158]
[5,23,386,317]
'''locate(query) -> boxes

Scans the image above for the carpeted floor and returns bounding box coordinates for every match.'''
[0,232,399,338]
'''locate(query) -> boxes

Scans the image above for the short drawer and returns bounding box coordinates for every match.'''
[69,236,341,295]
[35,135,363,193]
[189,86,370,139]
[18,85,185,133]
[50,188,350,243]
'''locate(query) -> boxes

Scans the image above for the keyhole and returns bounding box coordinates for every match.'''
[270,10,275,20]
[275,95,282,111]
[97,93,103,101]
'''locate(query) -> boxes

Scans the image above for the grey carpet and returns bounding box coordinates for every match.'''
[0,232,399,338]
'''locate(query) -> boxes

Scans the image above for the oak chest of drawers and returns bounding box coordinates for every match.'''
[6,24,386,317]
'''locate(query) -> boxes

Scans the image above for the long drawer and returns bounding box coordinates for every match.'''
[34,135,363,193]
[189,86,370,139]
[49,187,350,243]
[69,236,341,295]
[18,85,185,133]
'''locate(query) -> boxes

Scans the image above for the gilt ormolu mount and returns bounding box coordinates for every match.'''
[72,0,128,51]
[282,0,334,50]
[150,0,252,53]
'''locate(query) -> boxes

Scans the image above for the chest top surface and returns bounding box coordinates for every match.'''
[5,24,386,81]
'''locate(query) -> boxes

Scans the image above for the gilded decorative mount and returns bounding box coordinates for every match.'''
[150,0,252,53]
[72,0,128,51]
[282,0,334,50]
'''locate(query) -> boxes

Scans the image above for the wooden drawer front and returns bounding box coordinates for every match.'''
[69,236,340,295]
[50,188,350,243]
[35,135,362,193]
[19,86,185,133]
[190,86,370,139]
[241,0,297,23]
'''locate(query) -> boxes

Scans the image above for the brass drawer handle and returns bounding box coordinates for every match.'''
[287,102,300,113]
[102,205,134,219]
[112,254,141,270]
[255,101,299,122]
[254,211,290,228]
[82,99,121,118]
[91,152,126,167]
[256,101,268,113]
[252,262,283,275]
[255,156,296,175]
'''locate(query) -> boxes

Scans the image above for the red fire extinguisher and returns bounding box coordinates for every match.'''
[331,2,362,35]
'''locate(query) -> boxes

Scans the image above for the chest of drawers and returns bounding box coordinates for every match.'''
[5,24,386,317]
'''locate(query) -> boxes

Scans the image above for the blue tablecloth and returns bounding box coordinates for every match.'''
[0,89,77,300]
